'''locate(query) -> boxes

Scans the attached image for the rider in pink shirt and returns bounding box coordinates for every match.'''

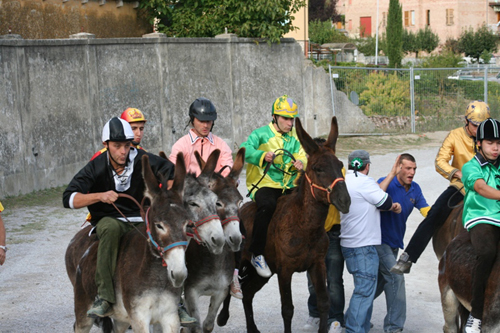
[169,98,233,177]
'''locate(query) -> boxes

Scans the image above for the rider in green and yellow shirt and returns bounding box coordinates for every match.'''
[240,95,307,278]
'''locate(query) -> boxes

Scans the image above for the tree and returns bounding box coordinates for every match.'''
[140,0,306,44]
[386,0,403,68]
[458,24,498,63]
[402,29,418,56]
[309,20,349,45]
[309,0,340,22]
[402,27,439,58]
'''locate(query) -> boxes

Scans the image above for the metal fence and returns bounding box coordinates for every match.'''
[329,65,500,133]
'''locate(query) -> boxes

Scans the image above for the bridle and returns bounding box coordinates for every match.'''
[304,172,344,205]
[112,193,187,267]
[186,214,220,245]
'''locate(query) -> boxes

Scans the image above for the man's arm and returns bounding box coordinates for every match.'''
[473,179,500,200]
[71,191,119,209]
[379,155,401,191]
[435,131,460,181]
[240,130,266,167]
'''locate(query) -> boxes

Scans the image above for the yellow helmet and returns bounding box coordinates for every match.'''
[272,95,298,118]
[465,100,490,125]
[121,108,147,123]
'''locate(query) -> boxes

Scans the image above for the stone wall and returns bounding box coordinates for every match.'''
[0,36,374,198]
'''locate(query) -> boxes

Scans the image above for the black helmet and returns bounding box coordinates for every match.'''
[477,118,500,141]
[189,98,217,121]
[102,117,134,142]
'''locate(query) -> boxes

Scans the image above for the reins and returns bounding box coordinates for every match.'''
[304,173,344,205]
[186,215,220,245]
[111,193,187,267]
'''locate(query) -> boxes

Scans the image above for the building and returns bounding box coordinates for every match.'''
[284,1,309,56]
[336,0,500,44]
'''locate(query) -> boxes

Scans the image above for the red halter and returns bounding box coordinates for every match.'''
[304,173,344,205]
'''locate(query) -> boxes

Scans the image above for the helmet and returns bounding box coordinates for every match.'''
[102,117,134,142]
[189,98,217,121]
[272,95,298,118]
[120,108,147,123]
[465,100,490,125]
[477,118,500,141]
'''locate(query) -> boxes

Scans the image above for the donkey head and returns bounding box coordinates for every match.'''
[295,117,350,214]
[142,154,190,287]
[195,147,245,252]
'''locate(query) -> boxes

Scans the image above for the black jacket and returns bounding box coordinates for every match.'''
[62,148,174,225]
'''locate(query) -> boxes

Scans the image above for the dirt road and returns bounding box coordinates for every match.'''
[0,133,450,332]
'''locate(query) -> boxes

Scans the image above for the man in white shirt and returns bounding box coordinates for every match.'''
[340,150,401,333]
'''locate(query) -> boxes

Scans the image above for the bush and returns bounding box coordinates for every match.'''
[359,71,410,116]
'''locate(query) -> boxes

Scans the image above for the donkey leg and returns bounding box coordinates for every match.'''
[277,271,296,333]
[203,289,230,332]
[241,261,270,333]
[216,288,232,326]
[308,262,329,333]
[184,288,203,333]
[440,284,460,333]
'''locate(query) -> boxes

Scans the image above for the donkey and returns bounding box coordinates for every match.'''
[219,117,351,333]
[437,229,500,332]
[432,205,464,260]
[65,153,191,333]
[182,148,245,333]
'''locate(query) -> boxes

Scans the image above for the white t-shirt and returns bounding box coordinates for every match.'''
[340,170,388,248]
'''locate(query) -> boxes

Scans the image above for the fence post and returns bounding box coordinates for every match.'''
[484,65,488,104]
[410,66,415,133]
[329,65,336,117]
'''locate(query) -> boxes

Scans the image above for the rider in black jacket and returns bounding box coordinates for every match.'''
[63,117,175,318]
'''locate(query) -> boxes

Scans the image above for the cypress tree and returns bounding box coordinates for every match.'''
[386,0,403,68]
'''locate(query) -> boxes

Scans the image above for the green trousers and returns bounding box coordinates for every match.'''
[95,217,142,304]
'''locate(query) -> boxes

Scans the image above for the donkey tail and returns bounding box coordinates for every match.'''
[93,317,114,333]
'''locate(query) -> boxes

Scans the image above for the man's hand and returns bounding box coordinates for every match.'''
[293,160,304,171]
[391,202,402,214]
[453,170,462,180]
[264,152,275,163]
[391,155,402,177]
[99,191,119,204]
[0,248,5,266]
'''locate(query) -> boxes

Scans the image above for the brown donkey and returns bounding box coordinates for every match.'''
[65,154,191,333]
[220,117,350,333]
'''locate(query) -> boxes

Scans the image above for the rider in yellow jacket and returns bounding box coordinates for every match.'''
[391,100,490,274]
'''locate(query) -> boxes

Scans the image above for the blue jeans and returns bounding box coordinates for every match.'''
[375,244,406,333]
[307,226,345,326]
[342,245,379,333]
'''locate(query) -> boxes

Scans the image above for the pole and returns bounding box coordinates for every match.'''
[375,0,379,65]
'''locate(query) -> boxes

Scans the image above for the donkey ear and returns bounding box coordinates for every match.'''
[228,147,245,182]
[324,117,339,154]
[194,150,207,170]
[198,149,220,181]
[170,152,186,197]
[295,117,319,156]
[142,155,161,200]
[159,151,168,159]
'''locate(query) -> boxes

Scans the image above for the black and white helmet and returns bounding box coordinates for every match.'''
[477,118,500,142]
[102,117,134,142]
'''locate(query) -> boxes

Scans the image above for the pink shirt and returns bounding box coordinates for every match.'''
[169,130,233,177]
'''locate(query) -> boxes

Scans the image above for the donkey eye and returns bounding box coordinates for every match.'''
[188,201,199,207]
[155,223,165,231]
[216,200,224,208]
[237,200,243,208]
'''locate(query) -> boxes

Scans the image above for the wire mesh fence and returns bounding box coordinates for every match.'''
[329,65,500,133]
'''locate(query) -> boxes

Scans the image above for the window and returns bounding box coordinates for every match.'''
[404,10,415,27]
[411,10,415,26]
[404,11,409,27]
[426,10,430,26]
[446,9,454,26]
[383,12,387,27]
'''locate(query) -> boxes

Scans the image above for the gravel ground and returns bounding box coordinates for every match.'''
[0,136,450,333]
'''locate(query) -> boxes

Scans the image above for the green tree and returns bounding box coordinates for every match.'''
[417,26,439,55]
[458,24,498,63]
[140,0,306,44]
[353,36,377,56]
[402,29,418,56]
[386,0,403,68]
[309,20,349,44]
[309,0,339,22]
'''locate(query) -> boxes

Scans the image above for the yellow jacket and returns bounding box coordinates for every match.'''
[435,126,476,194]
[324,167,346,232]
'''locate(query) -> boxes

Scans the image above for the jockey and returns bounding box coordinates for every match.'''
[391,100,491,274]
[63,117,175,318]
[240,95,307,278]
[461,118,500,333]
[169,97,233,177]
[90,108,147,161]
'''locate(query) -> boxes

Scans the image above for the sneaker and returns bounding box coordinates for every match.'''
[329,321,342,333]
[303,316,320,331]
[87,296,113,318]
[178,303,198,328]
[390,252,412,274]
[251,254,272,278]
[230,272,243,299]
[464,314,481,333]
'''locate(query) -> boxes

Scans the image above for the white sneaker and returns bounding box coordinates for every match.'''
[329,321,342,333]
[251,255,272,278]
[230,272,243,299]
[303,316,320,331]
[464,314,481,333]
